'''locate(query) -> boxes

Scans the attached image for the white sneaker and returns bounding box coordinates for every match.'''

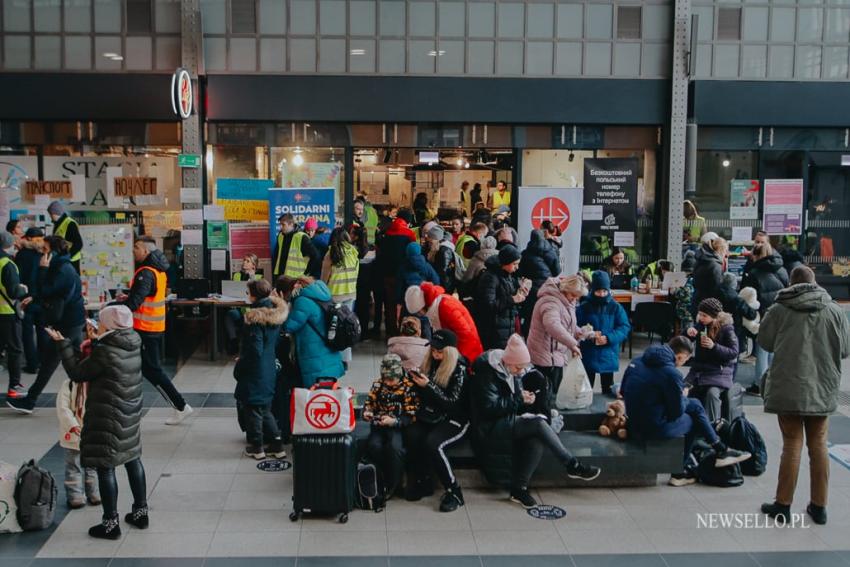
[165,404,193,425]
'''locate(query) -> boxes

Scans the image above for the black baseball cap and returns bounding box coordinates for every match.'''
[24,227,45,238]
[430,329,458,350]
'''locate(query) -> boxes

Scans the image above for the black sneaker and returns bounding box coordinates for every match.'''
[566,462,602,481]
[668,471,697,487]
[509,488,537,509]
[715,448,751,468]
[745,384,761,396]
[807,503,827,525]
[761,501,790,522]
[89,515,121,540]
[244,445,266,460]
[6,397,34,415]
[266,439,287,459]
[124,505,149,529]
[439,486,465,513]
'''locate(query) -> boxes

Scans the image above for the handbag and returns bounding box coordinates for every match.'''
[290,380,356,435]
[556,356,594,410]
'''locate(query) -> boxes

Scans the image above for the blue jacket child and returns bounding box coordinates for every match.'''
[576,271,631,390]
[234,295,289,406]
[283,280,345,386]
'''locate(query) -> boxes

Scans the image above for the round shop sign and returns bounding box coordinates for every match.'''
[527,505,567,520]
[256,459,292,472]
[170,68,193,119]
[531,197,571,234]
[305,393,342,430]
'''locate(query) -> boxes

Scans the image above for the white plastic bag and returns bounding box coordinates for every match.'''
[290,381,356,435]
[0,461,22,533]
[556,357,593,410]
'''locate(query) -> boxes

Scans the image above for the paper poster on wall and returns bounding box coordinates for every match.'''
[181,208,203,225]
[583,158,638,251]
[731,226,753,244]
[210,249,228,272]
[267,187,335,250]
[763,179,804,235]
[79,225,134,301]
[730,179,760,220]
[182,229,202,245]
[230,223,272,276]
[206,221,229,249]
[518,187,583,276]
[216,178,275,201]
[180,187,202,204]
[614,231,635,247]
[203,204,225,221]
[280,162,342,208]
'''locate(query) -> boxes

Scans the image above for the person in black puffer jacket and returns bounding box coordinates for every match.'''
[716,272,758,355]
[741,242,789,385]
[425,224,458,295]
[474,245,527,350]
[50,305,147,540]
[519,229,561,335]
[469,335,601,509]
[691,237,727,313]
[404,330,469,512]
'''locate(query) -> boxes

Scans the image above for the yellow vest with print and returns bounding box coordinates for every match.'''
[328,242,359,302]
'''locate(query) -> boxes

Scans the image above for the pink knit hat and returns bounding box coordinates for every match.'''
[303,218,318,231]
[501,334,531,366]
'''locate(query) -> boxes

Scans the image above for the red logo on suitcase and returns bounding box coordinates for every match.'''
[305,394,341,429]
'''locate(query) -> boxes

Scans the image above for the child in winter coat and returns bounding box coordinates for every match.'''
[56,321,100,509]
[576,271,631,396]
[364,354,419,499]
[388,316,430,370]
[738,286,761,336]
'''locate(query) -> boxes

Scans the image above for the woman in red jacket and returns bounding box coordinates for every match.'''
[404,282,483,364]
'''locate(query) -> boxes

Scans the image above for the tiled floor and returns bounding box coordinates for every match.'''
[2,337,850,565]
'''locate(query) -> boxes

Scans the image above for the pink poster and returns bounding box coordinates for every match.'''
[763,179,803,235]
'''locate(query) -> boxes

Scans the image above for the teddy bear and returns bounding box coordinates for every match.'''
[739,286,761,335]
[598,399,627,440]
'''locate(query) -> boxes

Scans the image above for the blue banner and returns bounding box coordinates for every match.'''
[216,178,275,201]
[268,187,336,249]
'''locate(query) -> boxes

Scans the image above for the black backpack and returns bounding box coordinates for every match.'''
[692,441,744,488]
[355,463,384,512]
[14,460,57,531]
[307,298,361,352]
[719,416,767,477]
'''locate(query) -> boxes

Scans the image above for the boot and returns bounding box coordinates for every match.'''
[439,485,465,513]
[761,501,790,523]
[124,504,150,529]
[89,515,121,540]
[807,503,827,525]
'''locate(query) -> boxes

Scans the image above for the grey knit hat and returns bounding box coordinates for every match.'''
[0,230,14,249]
[47,201,65,216]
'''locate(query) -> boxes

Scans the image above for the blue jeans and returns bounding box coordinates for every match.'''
[64,448,98,502]
[755,344,773,382]
[659,398,719,470]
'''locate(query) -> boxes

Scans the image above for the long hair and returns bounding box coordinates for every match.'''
[275,275,314,299]
[752,241,773,261]
[421,346,460,389]
[329,227,351,266]
[44,235,69,256]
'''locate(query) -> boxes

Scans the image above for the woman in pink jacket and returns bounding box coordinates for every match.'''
[527,275,589,402]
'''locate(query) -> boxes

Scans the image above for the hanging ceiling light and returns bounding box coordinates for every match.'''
[292,148,304,167]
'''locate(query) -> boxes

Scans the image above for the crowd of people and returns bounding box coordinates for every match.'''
[1,194,848,539]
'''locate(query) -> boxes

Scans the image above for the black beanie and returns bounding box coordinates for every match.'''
[498,244,521,266]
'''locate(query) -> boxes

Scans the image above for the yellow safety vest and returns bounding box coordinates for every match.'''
[232,272,263,282]
[454,234,476,268]
[684,216,706,242]
[364,204,379,246]
[54,216,81,263]
[275,231,309,278]
[327,242,359,302]
[491,190,511,210]
[0,257,17,316]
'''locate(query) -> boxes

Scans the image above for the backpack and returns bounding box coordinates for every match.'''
[449,248,466,281]
[718,416,767,477]
[355,462,384,512]
[14,460,57,531]
[692,441,744,488]
[307,298,361,352]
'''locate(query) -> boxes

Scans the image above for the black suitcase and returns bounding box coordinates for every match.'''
[722,383,745,422]
[290,434,356,523]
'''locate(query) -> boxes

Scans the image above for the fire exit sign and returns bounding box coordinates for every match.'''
[178,154,201,168]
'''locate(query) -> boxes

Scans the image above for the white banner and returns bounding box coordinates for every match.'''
[518,187,584,276]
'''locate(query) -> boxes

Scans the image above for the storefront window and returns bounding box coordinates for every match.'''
[270,146,345,225]
[690,150,758,242]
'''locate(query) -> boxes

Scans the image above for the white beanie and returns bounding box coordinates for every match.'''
[404,285,425,314]
[502,334,531,366]
[99,305,134,331]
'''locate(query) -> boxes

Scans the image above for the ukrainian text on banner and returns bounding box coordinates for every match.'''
[267,187,336,249]
[215,178,274,221]
[518,187,584,275]
[582,158,638,249]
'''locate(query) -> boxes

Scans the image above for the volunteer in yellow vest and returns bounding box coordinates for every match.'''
[683,199,707,244]
[115,236,192,425]
[272,213,321,280]
[225,253,263,355]
[353,198,379,248]
[48,201,83,274]
[488,181,511,213]
[455,221,489,268]
[0,230,28,400]
[321,227,360,363]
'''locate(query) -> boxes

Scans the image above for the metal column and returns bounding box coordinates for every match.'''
[665,0,692,268]
[180,0,204,278]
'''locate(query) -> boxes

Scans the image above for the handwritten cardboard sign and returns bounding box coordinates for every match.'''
[113,177,158,197]
[23,180,72,201]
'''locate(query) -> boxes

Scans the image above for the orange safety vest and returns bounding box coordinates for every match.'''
[133,266,167,333]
